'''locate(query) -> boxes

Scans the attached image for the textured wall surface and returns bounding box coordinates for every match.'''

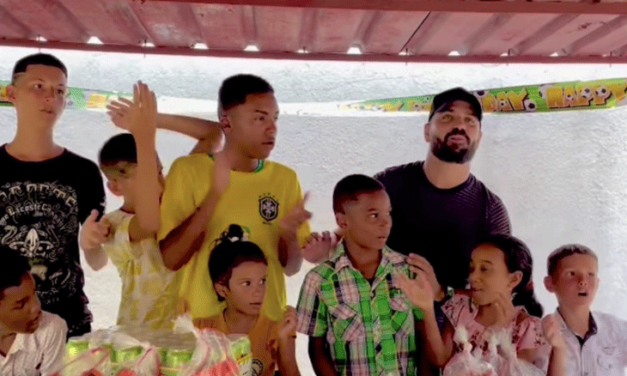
[1,46,627,372]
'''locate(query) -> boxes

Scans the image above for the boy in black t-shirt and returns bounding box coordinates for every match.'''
[0,53,107,338]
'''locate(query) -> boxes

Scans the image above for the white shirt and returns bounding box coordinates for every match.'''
[0,311,67,376]
[557,309,627,376]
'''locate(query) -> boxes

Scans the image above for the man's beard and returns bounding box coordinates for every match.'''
[431,129,478,164]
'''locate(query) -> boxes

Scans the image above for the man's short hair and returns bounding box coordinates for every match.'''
[218,74,274,115]
[333,174,386,213]
[0,247,32,300]
[547,244,598,278]
[12,53,68,84]
[99,133,138,179]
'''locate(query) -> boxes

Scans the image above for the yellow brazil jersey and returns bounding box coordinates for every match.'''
[158,154,310,322]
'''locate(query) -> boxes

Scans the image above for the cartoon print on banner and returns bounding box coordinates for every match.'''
[258,194,279,224]
[0,181,83,307]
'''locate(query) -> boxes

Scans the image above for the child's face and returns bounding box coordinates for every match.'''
[222,93,278,160]
[8,65,67,130]
[220,261,267,316]
[107,161,165,208]
[545,254,598,309]
[337,190,392,252]
[0,273,42,334]
[469,245,522,306]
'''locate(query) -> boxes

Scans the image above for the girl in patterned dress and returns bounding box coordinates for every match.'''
[398,234,566,375]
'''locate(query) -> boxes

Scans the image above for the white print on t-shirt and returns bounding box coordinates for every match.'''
[0,181,82,306]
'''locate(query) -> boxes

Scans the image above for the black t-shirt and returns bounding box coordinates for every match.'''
[375,161,511,290]
[0,145,105,336]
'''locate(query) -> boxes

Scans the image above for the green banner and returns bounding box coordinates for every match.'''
[3,78,627,115]
[338,78,627,114]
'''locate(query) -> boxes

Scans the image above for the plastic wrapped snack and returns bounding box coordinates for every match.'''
[109,332,160,376]
[227,335,252,376]
[443,326,497,376]
[174,315,240,376]
[51,348,111,376]
[490,329,544,376]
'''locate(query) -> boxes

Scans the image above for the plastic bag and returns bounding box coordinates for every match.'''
[175,315,240,376]
[51,348,110,376]
[484,329,544,376]
[110,332,160,376]
[443,326,497,376]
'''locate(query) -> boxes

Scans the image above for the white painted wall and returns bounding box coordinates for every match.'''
[1,46,627,372]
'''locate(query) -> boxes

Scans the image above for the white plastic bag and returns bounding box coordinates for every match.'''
[443,326,497,376]
[174,315,240,376]
[485,329,544,376]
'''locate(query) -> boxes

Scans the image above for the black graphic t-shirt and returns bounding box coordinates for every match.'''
[0,145,105,337]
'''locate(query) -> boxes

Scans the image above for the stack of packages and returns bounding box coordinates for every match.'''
[443,326,544,376]
[56,316,252,376]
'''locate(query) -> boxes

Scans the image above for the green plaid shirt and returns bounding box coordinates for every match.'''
[296,243,418,376]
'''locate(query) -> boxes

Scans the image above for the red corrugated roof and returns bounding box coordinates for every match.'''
[1,0,627,64]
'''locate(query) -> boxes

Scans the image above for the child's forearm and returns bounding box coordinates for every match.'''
[159,191,221,270]
[279,236,304,276]
[277,339,300,376]
[419,309,452,367]
[157,114,221,141]
[308,337,339,376]
[546,347,566,376]
[134,135,160,235]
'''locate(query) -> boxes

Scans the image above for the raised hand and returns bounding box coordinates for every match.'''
[408,253,444,300]
[542,314,566,349]
[397,271,435,312]
[278,306,298,343]
[303,231,338,264]
[280,192,312,242]
[106,97,133,131]
[127,81,158,139]
[79,210,110,252]
[491,292,517,329]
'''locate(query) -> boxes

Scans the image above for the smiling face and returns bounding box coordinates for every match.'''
[222,92,279,160]
[468,244,522,306]
[216,261,268,316]
[545,254,599,309]
[8,64,68,130]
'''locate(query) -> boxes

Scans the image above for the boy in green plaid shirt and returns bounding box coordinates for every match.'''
[296,174,419,376]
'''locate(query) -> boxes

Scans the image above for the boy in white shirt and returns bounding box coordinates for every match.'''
[544,244,627,376]
[0,248,67,376]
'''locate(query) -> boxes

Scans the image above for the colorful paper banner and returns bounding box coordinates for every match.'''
[3,78,627,115]
[339,78,627,114]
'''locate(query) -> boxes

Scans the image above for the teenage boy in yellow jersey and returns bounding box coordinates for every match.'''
[158,74,311,322]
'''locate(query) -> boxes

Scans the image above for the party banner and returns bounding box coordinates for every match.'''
[339,78,627,114]
[0,80,131,110]
[3,78,627,115]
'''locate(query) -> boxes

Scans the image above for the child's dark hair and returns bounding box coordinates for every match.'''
[218,74,274,114]
[477,234,544,318]
[12,53,67,84]
[547,244,598,279]
[208,224,267,302]
[98,133,138,178]
[333,174,386,213]
[0,247,32,300]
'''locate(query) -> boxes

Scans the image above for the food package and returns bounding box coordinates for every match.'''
[174,315,240,376]
[226,335,252,376]
[109,332,160,376]
[487,329,544,376]
[51,348,111,376]
[443,326,497,376]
